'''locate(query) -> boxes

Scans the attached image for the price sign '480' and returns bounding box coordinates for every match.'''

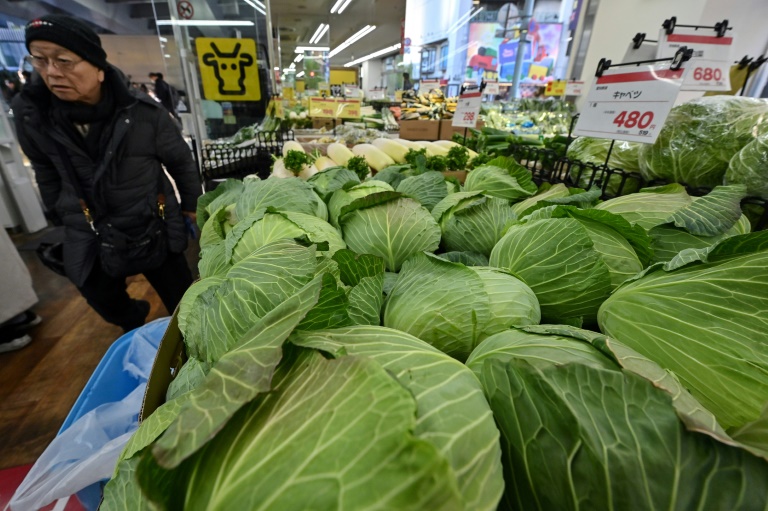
[574,63,686,144]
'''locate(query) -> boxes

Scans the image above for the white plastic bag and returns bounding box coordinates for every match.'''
[9,318,168,511]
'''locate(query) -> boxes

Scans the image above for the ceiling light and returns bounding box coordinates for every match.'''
[330,0,344,13]
[290,62,296,69]
[337,0,354,14]
[164,54,171,58]
[253,0,266,9]
[243,0,266,15]
[283,68,296,73]
[344,43,401,67]
[294,46,330,53]
[328,25,375,58]
[159,37,168,42]
[157,20,254,26]
[296,71,305,78]
[308,23,327,45]
[315,24,330,43]
[294,54,304,63]
[274,66,280,70]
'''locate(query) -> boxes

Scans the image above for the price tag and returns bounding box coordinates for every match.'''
[309,97,337,119]
[368,90,386,100]
[336,99,362,119]
[565,81,585,96]
[657,27,734,61]
[574,63,686,143]
[318,82,331,96]
[344,85,361,98]
[419,79,440,92]
[545,80,567,96]
[395,90,404,102]
[283,87,295,101]
[682,58,731,91]
[452,92,482,128]
[268,99,285,119]
[485,81,500,95]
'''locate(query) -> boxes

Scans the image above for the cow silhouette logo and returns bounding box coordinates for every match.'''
[201,42,254,95]
[196,37,261,101]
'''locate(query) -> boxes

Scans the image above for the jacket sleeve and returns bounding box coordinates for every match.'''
[154,109,201,211]
[12,101,62,214]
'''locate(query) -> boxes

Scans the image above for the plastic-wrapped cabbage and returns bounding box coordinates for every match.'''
[566,137,643,196]
[726,133,768,199]
[638,96,768,188]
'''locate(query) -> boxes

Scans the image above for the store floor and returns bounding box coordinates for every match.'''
[0,226,198,470]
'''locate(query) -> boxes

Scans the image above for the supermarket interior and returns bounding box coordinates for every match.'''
[1,0,768,509]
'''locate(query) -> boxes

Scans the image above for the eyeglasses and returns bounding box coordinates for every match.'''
[25,54,83,73]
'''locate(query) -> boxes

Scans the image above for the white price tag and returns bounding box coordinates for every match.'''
[574,63,686,144]
[565,81,585,96]
[344,85,361,97]
[657,27,734,61]
[452,92,482,128]
[682,58,731,91]
[368,90,386,100]
[623,41,658,62]
[485,81,500,95]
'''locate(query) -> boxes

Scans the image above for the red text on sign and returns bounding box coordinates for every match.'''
[613,111,654,129]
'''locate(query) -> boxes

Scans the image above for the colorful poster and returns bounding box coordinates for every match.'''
[465,21,563,85]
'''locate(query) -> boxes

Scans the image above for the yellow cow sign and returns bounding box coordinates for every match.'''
[196,37,261,101]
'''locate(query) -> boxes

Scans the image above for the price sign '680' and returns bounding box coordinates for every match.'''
[452,92,482,129]
[574,63,686,144]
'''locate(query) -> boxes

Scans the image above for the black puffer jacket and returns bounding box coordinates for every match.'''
[13,66,201,286]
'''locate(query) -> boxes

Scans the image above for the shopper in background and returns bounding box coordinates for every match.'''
[148,71,178,120]
[0,228,41,353]
[12,14,201,332]
[403,72,413,91]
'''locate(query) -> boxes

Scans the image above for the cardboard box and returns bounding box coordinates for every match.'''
[312,118,336,130]
[140,309,185,421]
[444,120,485,139]
[398,120,440,141]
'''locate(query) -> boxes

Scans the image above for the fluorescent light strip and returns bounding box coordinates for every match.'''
[294,46,330,53]
[293,54,304,63]
[344,43,401,67]
[449,7,484,33]
[329,0,344,13]
[315,24,330,44]
[243,0,266,15]
[308,23,326,45]
[274,67,280,70]
[253,0,266,9]
[157,20,254,26]
[337,0,354,14]
[296,71,305,78]
[328,24,375,58]
[283,68,296,73]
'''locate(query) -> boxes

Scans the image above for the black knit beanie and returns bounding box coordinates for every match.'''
[25,14,108,69]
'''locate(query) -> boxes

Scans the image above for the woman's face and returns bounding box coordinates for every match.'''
[28,40,104,105]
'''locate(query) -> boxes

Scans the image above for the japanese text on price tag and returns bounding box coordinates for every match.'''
[574,63,686,143]
[309,97,337,118]
[657,27,734,61]
[336,99,362,119]
[452,92,482,128]
[682,58,731,91]
[545,80,567,96]
[368,90,386,100]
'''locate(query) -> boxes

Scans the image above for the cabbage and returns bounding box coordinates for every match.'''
[432,191,517,256]
[726,133,768,199]
[463,156,538,201]
[490,206,652,325]
[566,137,643,196]
[234,177,328,222]
[466,325,768,510]
[599,232,768,439]
[328,180,394,227]
[596,185,750,262]
[306,166,360,202]
[638,96,768,188]
[383,253,540,361]
[396,171,450,211]
[339,193,441,272]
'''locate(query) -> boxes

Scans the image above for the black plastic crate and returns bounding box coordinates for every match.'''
[200,130,294,187]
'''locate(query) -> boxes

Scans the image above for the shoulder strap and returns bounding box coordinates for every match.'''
[53,139,97,232]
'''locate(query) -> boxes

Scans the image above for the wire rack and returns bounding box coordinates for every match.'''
[200,130,294,187]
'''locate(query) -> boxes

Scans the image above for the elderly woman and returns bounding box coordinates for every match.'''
[13,14,201,332]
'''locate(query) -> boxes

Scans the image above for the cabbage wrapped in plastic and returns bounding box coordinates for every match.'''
[726,133,768,199]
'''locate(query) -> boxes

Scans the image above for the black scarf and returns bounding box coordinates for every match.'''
[51,83,115,161]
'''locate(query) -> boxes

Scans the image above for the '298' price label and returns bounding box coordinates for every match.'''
[574,63,685,144]
[452,92,482,129]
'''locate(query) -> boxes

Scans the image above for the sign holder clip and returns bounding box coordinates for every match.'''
[595,46,692,77]
[662,16,731,37]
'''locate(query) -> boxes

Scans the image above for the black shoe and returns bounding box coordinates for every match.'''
[0,310,42,330]
[121,300,151,333]
[0,333,32,353]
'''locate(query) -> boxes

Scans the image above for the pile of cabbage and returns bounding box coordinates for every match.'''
[101,154,768,511]
[567,97,768,200]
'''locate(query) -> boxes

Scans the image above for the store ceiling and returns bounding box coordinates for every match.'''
[2,0,405,70]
